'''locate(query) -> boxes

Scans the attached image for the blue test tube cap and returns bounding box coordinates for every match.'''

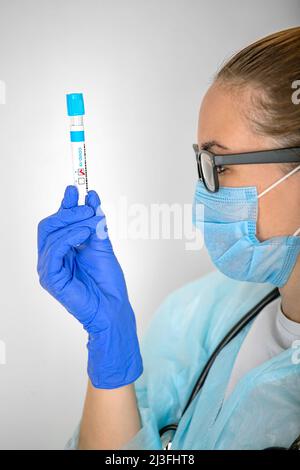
[66,93,85,116]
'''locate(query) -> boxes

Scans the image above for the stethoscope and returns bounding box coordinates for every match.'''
[159,287,300,451]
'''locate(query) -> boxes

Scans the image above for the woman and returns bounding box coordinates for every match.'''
[37,26,300,450]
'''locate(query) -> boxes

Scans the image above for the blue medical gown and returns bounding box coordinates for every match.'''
[65,269,300,450]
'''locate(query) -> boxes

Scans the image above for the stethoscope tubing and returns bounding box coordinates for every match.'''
[158,287,299,450]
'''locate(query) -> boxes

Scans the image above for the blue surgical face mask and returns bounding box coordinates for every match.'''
[192,165,300,287]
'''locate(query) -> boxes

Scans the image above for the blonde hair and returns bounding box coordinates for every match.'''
[213,26,300,169]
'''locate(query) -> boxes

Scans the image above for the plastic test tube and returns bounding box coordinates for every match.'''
[66,93,88,205]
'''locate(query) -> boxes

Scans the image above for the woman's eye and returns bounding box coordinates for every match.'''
[217,165,227,174]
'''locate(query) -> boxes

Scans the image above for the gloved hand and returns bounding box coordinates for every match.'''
[37,185,143,389]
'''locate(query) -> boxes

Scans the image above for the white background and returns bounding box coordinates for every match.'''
[0,0,299,449]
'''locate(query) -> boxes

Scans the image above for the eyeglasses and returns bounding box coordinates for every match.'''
[192,144,300,193]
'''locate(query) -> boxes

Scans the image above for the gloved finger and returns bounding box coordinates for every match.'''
[38,216,102,269]
[41,226,91,280]
[38,185,90,251]
[38,201,94,254]
[37,217,101,277]
[39,214,105,264]
[60,185,79,209]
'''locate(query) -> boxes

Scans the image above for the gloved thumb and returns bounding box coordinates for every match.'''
[85,189,111,245]
[85,190,101,214]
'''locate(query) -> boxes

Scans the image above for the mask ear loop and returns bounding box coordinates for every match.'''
[257,163,300,237]
[293,226,300,236]
[257,164,300,198]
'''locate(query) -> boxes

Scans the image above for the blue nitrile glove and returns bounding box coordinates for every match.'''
[37,185,143,389]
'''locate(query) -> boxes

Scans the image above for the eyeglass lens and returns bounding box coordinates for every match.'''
[201,152,215,191]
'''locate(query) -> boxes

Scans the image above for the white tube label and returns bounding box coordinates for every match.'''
[71,140,88,205]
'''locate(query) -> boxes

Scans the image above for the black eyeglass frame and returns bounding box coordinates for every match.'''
[192,144,300,193]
